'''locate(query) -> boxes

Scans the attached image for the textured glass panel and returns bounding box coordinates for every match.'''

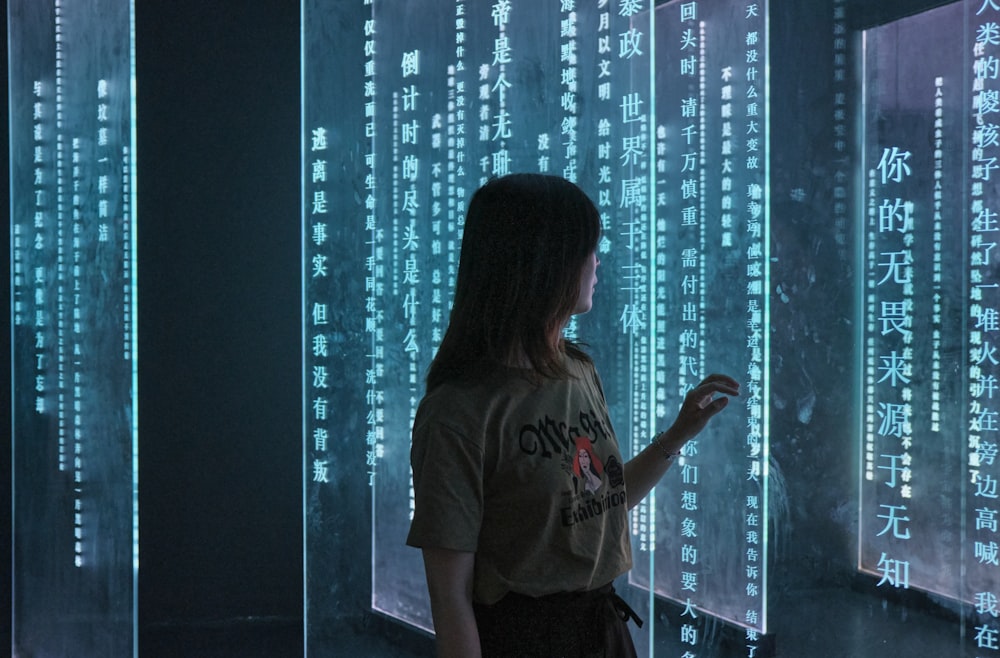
[634,0,771,637]
[10,0,138,655]
[858,1,967,602]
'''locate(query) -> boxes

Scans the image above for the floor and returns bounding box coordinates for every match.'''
[134,585,974,658]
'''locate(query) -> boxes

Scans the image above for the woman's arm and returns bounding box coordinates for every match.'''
[624,374,739,509]
[422,547,481,658]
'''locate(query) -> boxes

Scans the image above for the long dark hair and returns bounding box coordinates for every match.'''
[426,174,602,390]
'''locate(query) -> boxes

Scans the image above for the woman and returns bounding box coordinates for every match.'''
[407,173,738,657]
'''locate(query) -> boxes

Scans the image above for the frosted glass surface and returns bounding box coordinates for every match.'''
[9,0,139,656]
[858,0,1000,617]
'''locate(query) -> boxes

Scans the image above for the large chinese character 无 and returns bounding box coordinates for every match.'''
[876,250,912,285]
[875,503,912,539]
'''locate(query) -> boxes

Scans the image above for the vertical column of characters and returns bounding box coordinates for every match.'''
[558,3,577,338]
[122,58,137,574]
[970,3,1000,649]
[616,0,651,553]
[449,1,467,293]
[593,0,614,359]
[115,80,133,368]
[71,76,114,570]
[586,0,617,364]
[931,77,943,435]
[307,125,332,488]
[561,2,582,340]
[479,1,513,182]
[696,16,706,378]
[474,5,489,186]
[399,50,423,441]
[27,81,52,444]
[55,0,68,482]
[869,144,915,591]
[362,3,384,491]
[71,132,83,566]
[424,9,450,362]
[58,0,82,569]
[560,3,578,182]
[673,2,708,653]
[592,0,612,326]
[537,123,552,173]
[741,2,767,648]
[862,145,878,511]
[390,9,411,495]
[430,70,446,357]
[830,0,850,264]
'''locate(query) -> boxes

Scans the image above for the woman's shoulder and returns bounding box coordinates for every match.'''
[419,366,532,413]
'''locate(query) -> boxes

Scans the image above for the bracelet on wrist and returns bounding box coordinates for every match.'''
[652,433,681,461]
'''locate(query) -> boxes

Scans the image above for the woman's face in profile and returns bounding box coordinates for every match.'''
[573,250,600,315]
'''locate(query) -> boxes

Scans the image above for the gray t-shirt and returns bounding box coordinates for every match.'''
[406,354,632,605]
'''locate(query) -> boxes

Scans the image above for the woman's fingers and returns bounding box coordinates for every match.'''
[687,374,740,408]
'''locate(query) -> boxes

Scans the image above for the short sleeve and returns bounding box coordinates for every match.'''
[406,417,484,552]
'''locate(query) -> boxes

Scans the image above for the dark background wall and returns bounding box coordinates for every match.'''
[133,0,301,638]
[1,0,304,653]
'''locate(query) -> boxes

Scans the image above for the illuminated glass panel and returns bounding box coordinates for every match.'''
[634,0,771,642]
[858,3,1000,651]
[9,0,139,655]
[858,0,966,601]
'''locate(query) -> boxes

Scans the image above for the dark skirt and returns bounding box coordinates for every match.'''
[473,584,642,658]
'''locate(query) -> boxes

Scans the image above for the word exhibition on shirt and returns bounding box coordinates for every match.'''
[561,489,628,527]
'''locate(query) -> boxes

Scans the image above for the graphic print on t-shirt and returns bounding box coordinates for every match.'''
[515,402,628,527]
[571,436,605,494]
